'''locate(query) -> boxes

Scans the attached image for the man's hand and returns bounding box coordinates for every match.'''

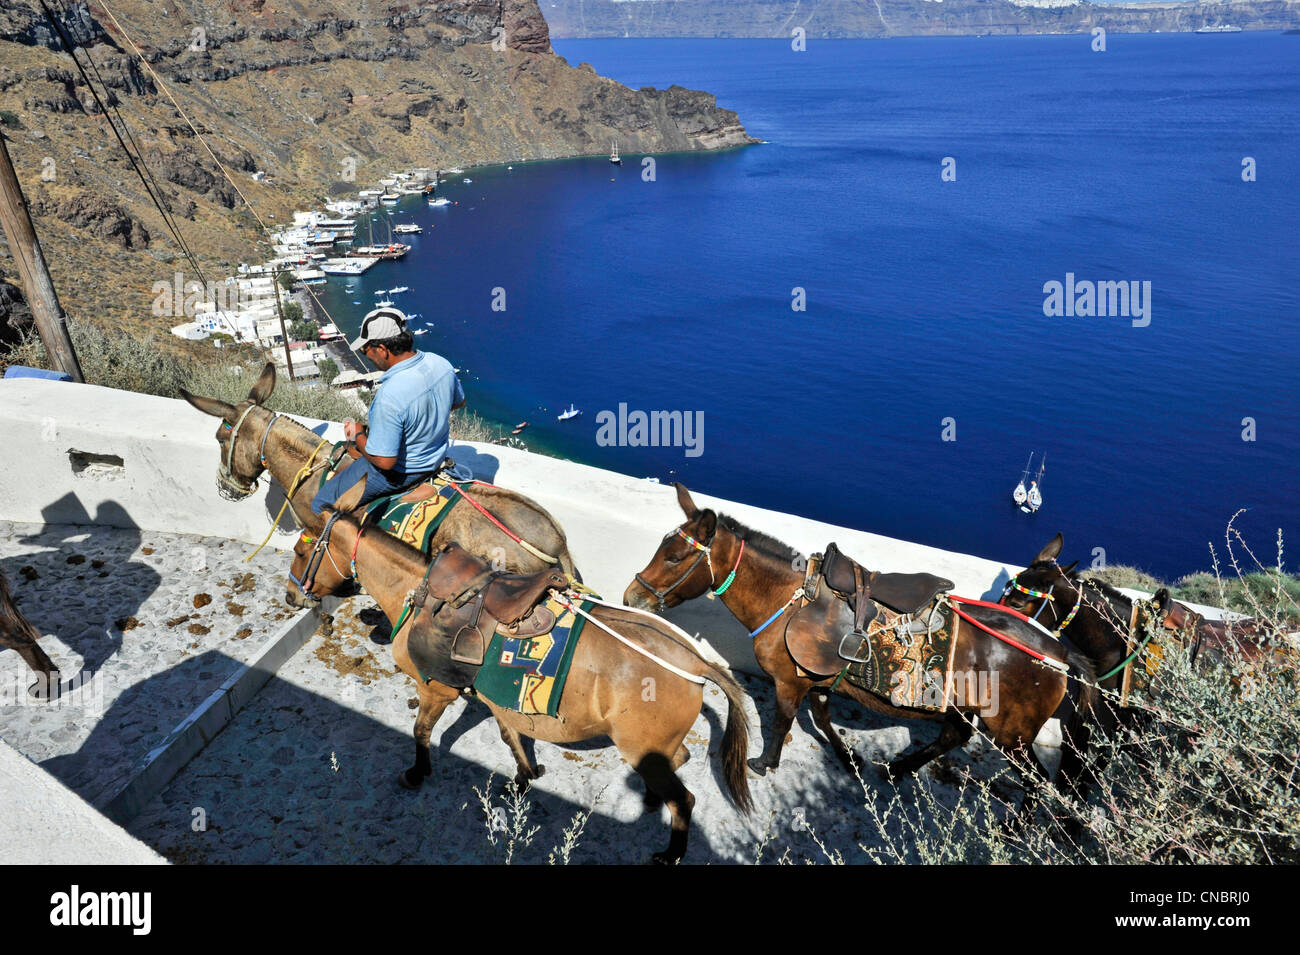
[343,419,362,442]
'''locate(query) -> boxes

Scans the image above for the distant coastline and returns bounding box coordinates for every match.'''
[542,0,1300,39]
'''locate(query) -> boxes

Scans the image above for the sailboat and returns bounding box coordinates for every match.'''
[557,404,582,421]
[609,141,622,165]
[1014,453,1046,513]
[1012,453,1033,508]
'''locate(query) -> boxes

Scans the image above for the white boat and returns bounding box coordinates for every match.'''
[321,257,377,275]
[428,197,450,207]
[610,141,622,165]
[445,167,464,174]
[388,287,409,294]
[411,329,428,336]
[393,223,422,234]
[379,193,400,204]
[557,404,582,421]
[1014,453,1046,513]
[374,298,394,308]
[462,178,472,183]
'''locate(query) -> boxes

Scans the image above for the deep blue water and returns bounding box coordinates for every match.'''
[316,34,1300,581]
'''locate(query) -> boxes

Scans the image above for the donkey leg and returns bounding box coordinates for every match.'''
[399,682,460,790]
[886,711,973,780]
[809,689,860,774]
[749,679,810,776]
[634,751,695,865]
[644,744,692,813]
[496,721,544,793]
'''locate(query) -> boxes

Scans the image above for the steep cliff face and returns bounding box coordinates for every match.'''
[543,0,1300,37]
[0,0,753,335]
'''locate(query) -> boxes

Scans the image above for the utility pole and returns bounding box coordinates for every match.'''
[0,131,84,381]
[272,266,295,381]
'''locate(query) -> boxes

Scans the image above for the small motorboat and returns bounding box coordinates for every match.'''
[388,286,409,294]
[428,197,450,207]
[557,404,582,421]
[463,178,473,183]
[511,422,528,435]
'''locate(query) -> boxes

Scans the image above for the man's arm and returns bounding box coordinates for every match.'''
[344,419,398,471]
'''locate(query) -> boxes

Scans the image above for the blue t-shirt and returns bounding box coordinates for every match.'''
[365,352,463,474]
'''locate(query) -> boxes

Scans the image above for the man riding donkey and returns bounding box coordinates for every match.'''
[313,308,464,516]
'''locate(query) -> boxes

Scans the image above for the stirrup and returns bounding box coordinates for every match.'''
[838,629,872,665]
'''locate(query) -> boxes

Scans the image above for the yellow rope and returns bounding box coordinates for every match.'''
[246,439,330,562]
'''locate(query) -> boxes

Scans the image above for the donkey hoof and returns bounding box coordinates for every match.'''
[746,757,770,777]
[397,769,424,791]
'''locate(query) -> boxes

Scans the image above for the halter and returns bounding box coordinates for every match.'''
[289,510,350,601]
[217,404,261,498]
[633,526,744,612]
[1003,570,1082,636]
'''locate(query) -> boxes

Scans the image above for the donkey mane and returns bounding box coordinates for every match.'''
[717,513,802,565]
[1074,569,1138,615]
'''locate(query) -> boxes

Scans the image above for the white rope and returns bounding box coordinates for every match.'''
[577,592,731,670]
[552,592,706,685]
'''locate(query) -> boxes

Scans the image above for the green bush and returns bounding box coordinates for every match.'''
[288,318,317,342]
[281,301,304,326]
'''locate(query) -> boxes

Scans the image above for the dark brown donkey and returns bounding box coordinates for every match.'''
[625,484,1097,805]
[181,364,581,589]
[289,480,753,864]
[1,569,60,700]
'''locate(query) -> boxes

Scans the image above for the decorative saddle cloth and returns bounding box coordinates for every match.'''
[784,544,959,711]
[408,588,592,719]
[319,445,462,553]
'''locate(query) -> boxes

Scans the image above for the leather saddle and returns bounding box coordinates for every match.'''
[821,542,953,616]
[407,543,567,681]
[783,544,954,678]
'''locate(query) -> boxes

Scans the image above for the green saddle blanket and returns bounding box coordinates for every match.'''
[319,444,461,553]
[472,593,592,718]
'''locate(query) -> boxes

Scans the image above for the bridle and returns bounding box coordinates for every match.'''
[216,404,263,499]
[1002,565,1082,635]
[289,508,367,601]
[634,525,744,613]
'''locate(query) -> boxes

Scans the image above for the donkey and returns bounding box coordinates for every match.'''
[290,478,753,864]
[0,569,60,700]
[180,364,581,595]
[625,485,1098,809]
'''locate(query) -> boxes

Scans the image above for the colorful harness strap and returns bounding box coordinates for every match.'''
[712,540,744,597]
[750,587,805,639]
[447,482,559,565]
[947,595,1070,673]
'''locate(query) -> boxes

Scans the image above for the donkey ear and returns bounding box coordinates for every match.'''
[1153,587,1171,611]
[1060,560,1079,576]
[331,476,368,515]
[180,388,236,421]
[248,363,276,406]
[674,482,698,518]
[697,508,718,543]
[1033,534,1064,564]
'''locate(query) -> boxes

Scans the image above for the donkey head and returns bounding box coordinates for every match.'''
[181,363,277,500]
[1001,533,1078,620]
[624,483,719,611]
[285,476,366,608]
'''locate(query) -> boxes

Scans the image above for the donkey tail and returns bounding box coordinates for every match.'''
[701,661,754,815]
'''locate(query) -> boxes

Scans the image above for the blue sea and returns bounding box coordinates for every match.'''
[315,34,1300,581]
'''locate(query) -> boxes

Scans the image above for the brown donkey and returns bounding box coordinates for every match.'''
[181,364,581,590]
[1,569,60,700]
[289,479,753,864]
[625,484,1098,807]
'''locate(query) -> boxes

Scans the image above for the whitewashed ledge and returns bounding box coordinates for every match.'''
[0,738,165,864]
[0,377,1229,864]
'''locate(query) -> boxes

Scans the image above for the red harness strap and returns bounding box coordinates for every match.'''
[948,595,1068,671]
[449,482,524,545]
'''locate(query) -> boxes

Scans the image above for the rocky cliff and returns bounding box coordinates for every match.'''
[0,1,753,335]
[543,0,1300,38]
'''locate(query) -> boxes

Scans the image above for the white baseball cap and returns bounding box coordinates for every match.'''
[351,307,407,351]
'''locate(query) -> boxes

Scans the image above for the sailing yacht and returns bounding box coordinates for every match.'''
[609,141,622,165]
